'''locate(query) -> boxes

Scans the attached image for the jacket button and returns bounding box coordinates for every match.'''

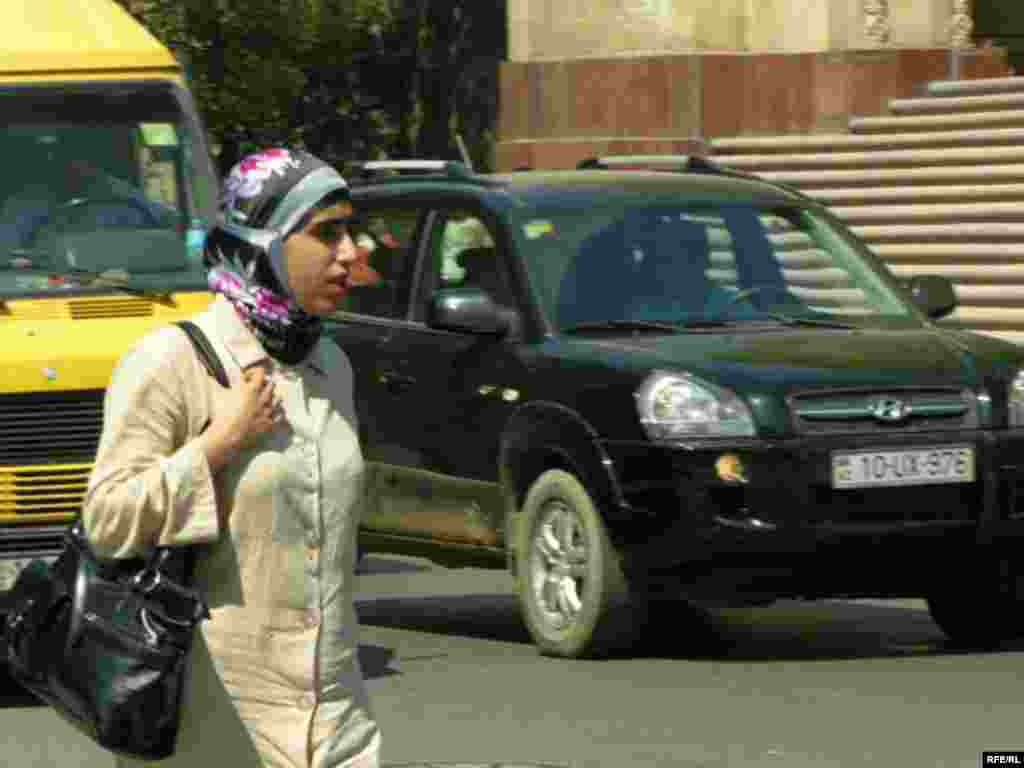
[299,692,316,710]
[305,610,320,628]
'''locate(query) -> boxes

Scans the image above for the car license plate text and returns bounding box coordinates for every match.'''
[832,445,975,489]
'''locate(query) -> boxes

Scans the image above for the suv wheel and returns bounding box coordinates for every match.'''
[926,557,1024,649]
[516,469,638,658]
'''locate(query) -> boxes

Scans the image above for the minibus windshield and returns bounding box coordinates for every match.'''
[0,82,215,298]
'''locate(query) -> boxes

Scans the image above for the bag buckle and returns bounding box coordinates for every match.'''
[131,568,210,625]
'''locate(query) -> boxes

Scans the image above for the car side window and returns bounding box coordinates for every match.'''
[424,209,513,310]
[334,206,423,321]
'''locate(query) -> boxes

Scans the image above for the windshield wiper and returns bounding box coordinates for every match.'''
[562,319,686,334]
[758,312,859,329]
[562,318,757,334]
[58,269,174,302]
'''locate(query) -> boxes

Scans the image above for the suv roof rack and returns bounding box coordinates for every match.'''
[350,159,473,181]
[576,154,725,173]
[575,153,814,201]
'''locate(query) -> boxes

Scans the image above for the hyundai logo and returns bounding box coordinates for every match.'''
[870,398,912,423]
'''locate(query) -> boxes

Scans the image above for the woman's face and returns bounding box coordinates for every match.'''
[283,201,357,316]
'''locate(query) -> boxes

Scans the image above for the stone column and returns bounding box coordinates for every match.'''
[863,0,891,47]
[949,0,974,80]
[950,0,974,49]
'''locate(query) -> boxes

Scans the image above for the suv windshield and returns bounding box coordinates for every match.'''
[515,201,921,332]
[0,83,216,298]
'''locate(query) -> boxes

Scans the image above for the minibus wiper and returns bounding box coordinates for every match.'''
[59,269,174,303]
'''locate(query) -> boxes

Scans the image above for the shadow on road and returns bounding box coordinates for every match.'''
[0,666,41,709]
[356,555,432,576]
[356,592,1024,662]
[357,593,532,645]
[358,643,402,680]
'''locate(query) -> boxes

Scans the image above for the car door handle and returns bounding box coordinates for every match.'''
[379,371,417,394]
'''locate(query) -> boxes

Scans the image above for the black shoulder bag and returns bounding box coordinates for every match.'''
[0,320,229,760]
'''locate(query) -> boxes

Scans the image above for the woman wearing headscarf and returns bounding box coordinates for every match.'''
[82,148,381,768]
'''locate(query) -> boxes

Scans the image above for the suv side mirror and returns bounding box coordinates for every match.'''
[428,288,516,336]
[905,275,957,319]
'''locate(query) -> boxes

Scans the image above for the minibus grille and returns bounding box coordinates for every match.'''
[0,390,103,520]
[69,298,154,319]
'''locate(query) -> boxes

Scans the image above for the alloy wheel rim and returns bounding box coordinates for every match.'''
[529,498,589,632]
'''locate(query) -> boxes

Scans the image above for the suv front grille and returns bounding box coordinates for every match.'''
[0,390,103,520]
[790,387,977,435]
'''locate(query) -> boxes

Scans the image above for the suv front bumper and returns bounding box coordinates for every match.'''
[603,429,1024,600]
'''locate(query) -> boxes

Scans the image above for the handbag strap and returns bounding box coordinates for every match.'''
[138,320,231,590]
[58,321,228,608]
[175,320,230,389]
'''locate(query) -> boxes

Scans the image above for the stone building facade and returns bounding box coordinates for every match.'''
[497,0,1018,170]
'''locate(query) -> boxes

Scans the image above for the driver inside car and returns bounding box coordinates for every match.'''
[0,134,169,260]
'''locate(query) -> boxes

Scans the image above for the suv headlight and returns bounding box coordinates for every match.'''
[635,371,756,440]
[1010,370,1024,426]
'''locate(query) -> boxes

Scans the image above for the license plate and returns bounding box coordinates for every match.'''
[0,555,54,592]
[831,445,975,489]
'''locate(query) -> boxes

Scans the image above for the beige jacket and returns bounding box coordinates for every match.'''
[82,295,381,768]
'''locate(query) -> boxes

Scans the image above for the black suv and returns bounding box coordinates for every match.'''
[335,156,1024,658]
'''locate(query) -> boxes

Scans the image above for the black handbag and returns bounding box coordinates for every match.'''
[0,320,229,760]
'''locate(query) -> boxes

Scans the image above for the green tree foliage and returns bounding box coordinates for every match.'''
[118,0,505,173]
[369,0,506,169]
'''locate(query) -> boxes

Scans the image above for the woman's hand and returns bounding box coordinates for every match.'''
[199,365,283,473]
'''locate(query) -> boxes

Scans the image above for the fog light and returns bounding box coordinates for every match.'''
[715,453,747,484]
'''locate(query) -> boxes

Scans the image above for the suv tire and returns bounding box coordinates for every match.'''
[516,469,639,658]
[926,557,1024,649]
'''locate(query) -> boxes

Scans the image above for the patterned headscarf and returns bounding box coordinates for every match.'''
[204,148,350,365]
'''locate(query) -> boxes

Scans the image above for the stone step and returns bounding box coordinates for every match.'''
[887,263,1024,284]
[713,145,1024,171]
[889,91,1024,115]
[972,330,1024,343]
[752,165,1024,188]
[872,243,1024,264]
[940,328,1024,343]
[711,127,1024,154]
[953,286,1024,307]
[833,202,1024,225]
[851,222,1024,242]
[850,109,1024,134]
[708,73,1024,342]
[943,306,1024,328]
[799,183,1024,206]
[927,76,1024,97]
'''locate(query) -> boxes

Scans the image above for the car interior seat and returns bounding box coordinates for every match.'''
[456,247,509,306]
[624,217,712,314]
[557,213,713,327]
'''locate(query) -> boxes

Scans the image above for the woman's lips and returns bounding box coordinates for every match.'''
[325,274,350,295]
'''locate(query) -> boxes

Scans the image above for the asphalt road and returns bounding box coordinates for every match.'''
[2,554,1022,768]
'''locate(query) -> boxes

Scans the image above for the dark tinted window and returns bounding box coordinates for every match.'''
[514,202,913,330]
[422,209,513,311]
[334,206,424,320]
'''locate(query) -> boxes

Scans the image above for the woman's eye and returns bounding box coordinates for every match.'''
[314,219,349,243]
